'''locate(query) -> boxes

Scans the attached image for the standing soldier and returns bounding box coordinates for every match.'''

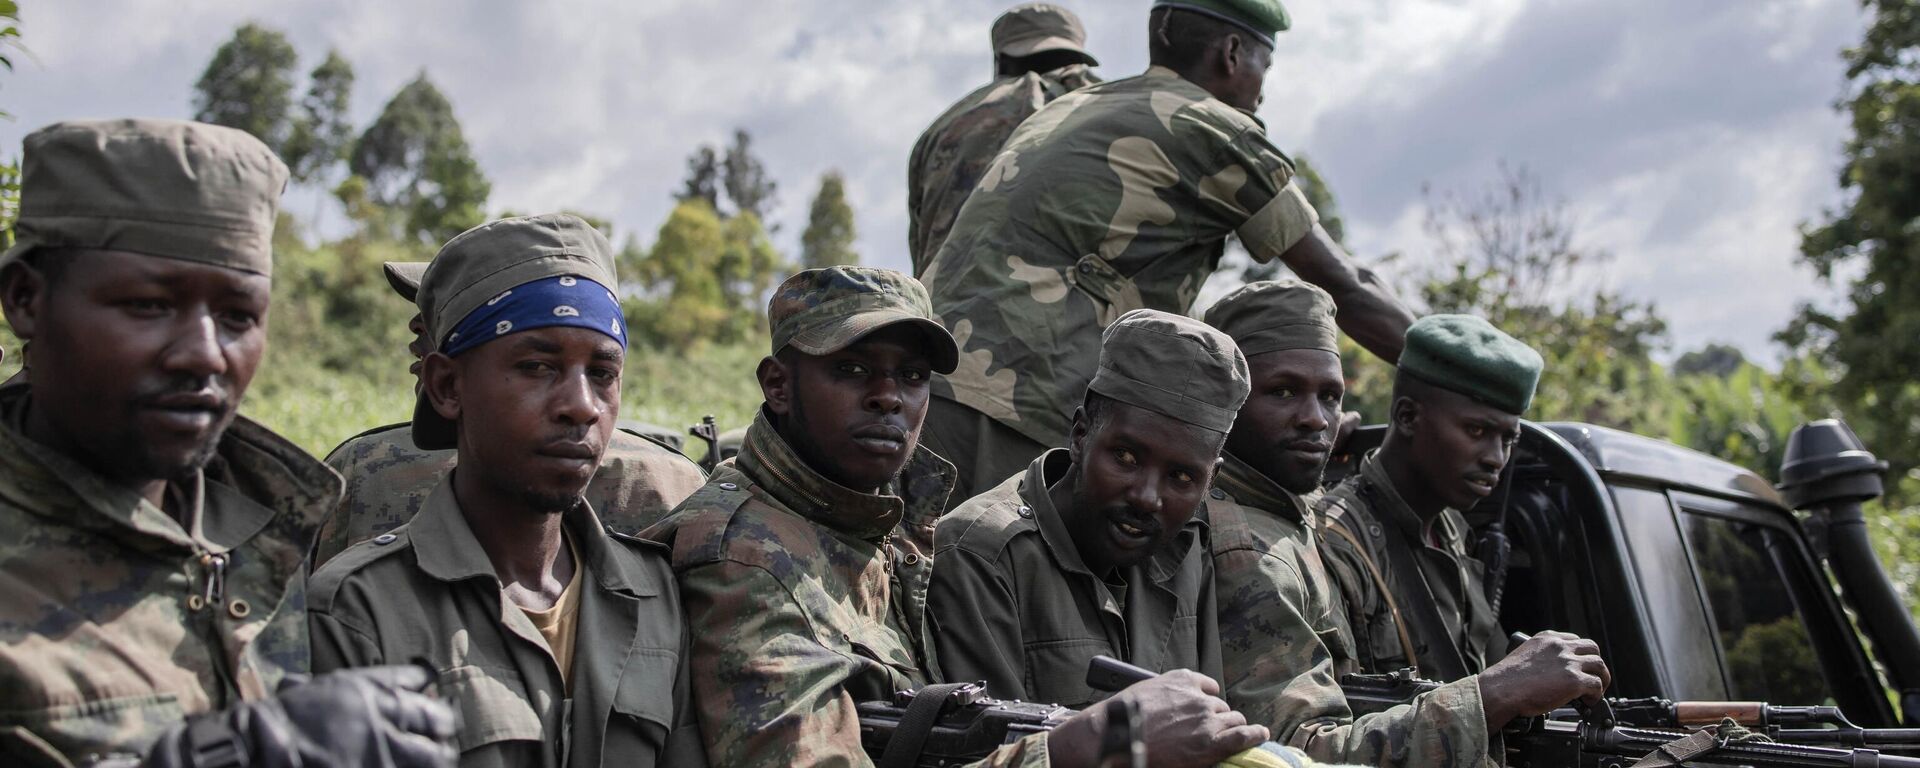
[0,119,454,766]
[311,259,704,567]
[645,266,1271,767]
[1205,283,1605,766]
[308,214,703,767]
[907,2,1101,274]
[921,0,1416,502]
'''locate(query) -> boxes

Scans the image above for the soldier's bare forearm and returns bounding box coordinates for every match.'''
[1277,226,1414,363]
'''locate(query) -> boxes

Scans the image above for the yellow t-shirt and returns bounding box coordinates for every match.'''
[519,537,584,690]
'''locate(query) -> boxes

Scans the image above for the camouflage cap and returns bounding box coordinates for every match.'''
[1088,309,1250,433]
[412,213,620,449]
[1398,314,1544,415]
[1202,279,1338,356]
[767,266,959,375]
[1154,0,1291,46]
[1,118,289,276]
[993,3,1098,64]
[383,261,429,302]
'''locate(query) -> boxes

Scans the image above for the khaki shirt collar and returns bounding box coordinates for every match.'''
[737,409,950,542]
[1359,452,1460,543]
[1025,448,1201,585]
[1215,452,1308,524]
[410,474,660,598]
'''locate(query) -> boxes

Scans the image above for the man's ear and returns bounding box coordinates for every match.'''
[1067,406,1090,465]
[1219,33,1244,79]
[1,261,47,341]
[422,352,463,421]
[758,355,793,417]
[1390,395,1420,438]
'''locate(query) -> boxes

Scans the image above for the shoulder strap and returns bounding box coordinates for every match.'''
[1322,515,1419,674]
[878,682,971,768]
[1361,481,1471,681]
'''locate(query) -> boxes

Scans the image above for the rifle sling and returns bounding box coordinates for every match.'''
[1323,519,1420,674]
[878,682,971,768]
[1363,482,1473,682]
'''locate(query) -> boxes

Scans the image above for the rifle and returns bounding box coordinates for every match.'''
[1342,668,1920,761]
[854,680,1075,767]
[688,415,720,472]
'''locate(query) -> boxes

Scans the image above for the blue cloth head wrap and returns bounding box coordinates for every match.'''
[441,274,626,357]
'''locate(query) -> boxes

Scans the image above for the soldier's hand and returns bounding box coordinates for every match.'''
[142,665,458,768]
[1048,670,1269,768]
[1479,630,1611,731]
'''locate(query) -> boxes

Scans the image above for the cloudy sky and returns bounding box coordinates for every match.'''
[2,0,1866,361]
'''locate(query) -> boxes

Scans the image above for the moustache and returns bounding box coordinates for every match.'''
[134,377,232,414]
[1103,505,1165,540]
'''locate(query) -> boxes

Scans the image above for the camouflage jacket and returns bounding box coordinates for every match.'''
[308,477,702,768]
[1211,456,1493,768]
[930,449,1218,709]
[312,423,704,567]
[0,384,341,763]
[641,412,1046,767]
[1317,454,1505,679]
[907,63,1101,275]
[923,66,1320,449]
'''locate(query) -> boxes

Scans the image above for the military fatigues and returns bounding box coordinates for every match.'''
[1211,455,1494,768]
[308,478,701,767]
[923,66,1321,498]
[1318,454,1506,678]
[312,424,704,566]
[907,63,1100,275]
[0,385,341,761]
[644,414,1046,767]
[931,449,1220,709]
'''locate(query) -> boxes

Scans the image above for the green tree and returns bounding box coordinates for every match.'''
[348,73,491,243]
[677,145,720,210]
[800,171,857,269]
[722,129,777,224]
[192,23,299,152]
[626,200,788,350]
[283,50,355,186]
[1675,343,1748,378]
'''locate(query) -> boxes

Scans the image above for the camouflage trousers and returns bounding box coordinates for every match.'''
[921,396,1049,512]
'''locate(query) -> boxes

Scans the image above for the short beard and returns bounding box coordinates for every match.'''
[514,487,583,516]
[1275,461,1327,495]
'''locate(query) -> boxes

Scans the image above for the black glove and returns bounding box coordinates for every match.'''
[141,666,459,768]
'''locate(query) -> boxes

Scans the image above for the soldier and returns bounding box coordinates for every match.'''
[308,214,702,767]
[1205,283,1608,766]
[930,309,1243,710]
[645,266,1272,767]
[1317,315,1613,722]
[0,119,455,766]
[920,0,1417,502]
[311,260,703,567]
[907,2,1102,274]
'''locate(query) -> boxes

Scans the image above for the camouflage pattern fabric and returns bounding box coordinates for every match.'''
[930,449,1219,709]
[1211,455,1494,768]
[642,412,1046,767]
[308,478,702,768]
[0,384,341,761]
[1317,454,1505,678]
[312,424,705,567]
[907,64,1101,275]
[923,66,1320,452]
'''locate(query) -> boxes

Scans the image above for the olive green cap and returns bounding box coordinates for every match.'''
[412,213,620,450]
[383,261,429,302]
[993,3,1098,65]
[1154,0,1291,46]
[767,266,959,375]
[1398,314,1544,415]
[1088,309,1249,434]
[1202,279,1338,356]
[1,118,289,276]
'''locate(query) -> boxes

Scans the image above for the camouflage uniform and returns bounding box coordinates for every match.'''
[930,449,1219,709]
[309,478,702,767]
[644,413,1046,767]
[1318,454,1506,678]
[923,66,1321,498]
[0,384,341,761]
[1211,455,1494,768]
[312,425,704,567]
[907,63,1100,275]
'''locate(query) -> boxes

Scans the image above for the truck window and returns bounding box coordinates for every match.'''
[1679,509,1830,703]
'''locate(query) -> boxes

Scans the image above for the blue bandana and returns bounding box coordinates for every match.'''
[442,274,626,357]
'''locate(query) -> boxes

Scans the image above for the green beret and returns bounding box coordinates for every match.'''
[1154,0,1291,46]
[767,266,959,375]
[1203,279,1338,356]
[1088,309,1249,433]
[1398,315,1543,415]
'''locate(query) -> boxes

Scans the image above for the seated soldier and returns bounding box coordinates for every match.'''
[645,267,1273,768]
[929,309,1245,709]
[0,119,453,767]
[308,215,701,767]
[1205,282,1607,766]
[312,260,703,567]
[1317,315,1611,718]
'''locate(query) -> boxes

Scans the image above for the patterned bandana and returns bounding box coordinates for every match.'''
[441,274,626,357]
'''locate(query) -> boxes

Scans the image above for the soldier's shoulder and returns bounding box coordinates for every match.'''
[324,422,414,462]
[936,476,1039,559]
[609,426,700,469]
[640,469,776,568]
[1204,491,1265,556]
[307,524,416,613]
